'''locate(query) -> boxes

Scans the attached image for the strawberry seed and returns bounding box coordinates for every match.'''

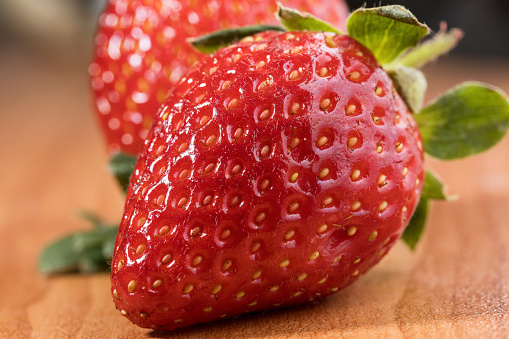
[316,224,328,234]
[308,251,320,261]
[128,280,137,293]
[212,284,222,294]
[135,244,146,256]
[288,202,300,213]
[320,98,331,110]
[396,142,403,152]
[270,285,280,292]
[346,226,357,236]
[289,70,300,80]
[317,136,328,147]
[351,201,361,211]
[161,254,173,264]
[251,269,262,280]
[251,241,261,253]
[350,169,361,181]
[159,225,170,236]
[368,231,378,242]
[279,258,290,267]
[290,102,300,114]
[322,196,333,206]
[347,137,357,148]
[284,229,295,240]
[222,259,233,270]
[192,255,202,266]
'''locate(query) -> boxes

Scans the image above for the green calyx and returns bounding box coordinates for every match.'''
[401,170,451,249]
[403,79,509,248]
[393,25,464,69]
[402,198,428,250]
[39,212,118,274]
[276,5,343,35]
[189,25,285,54]
[346,5,430,65]
[415,82,509,160]
[388,65,427,113]
[421,170,450,201]
[109,152,137,194]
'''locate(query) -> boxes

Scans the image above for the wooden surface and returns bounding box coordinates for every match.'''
[1,50,509,338]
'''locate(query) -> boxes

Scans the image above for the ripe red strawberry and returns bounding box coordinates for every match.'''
[110,28,425,330]
[89,0,350,155]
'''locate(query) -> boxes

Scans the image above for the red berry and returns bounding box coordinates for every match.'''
[111,30,424,330]
[90,0,350,155]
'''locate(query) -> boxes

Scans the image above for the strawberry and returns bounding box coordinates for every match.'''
[108,4,509,331]
[89,0,350,155]
[110,26,425,332]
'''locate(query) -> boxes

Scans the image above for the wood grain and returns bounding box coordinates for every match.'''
[1,51,508,338]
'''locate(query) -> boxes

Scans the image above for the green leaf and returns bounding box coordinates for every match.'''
[73,226,118,253]
[39,214,119,275]
[79,210,108,229]
[415,82,509,159]
[277,4,342,34]
[389,65,427,112]
[395,26,464,69]
[102,237,116,260]
[39,233,83,274]
[78,247,111,273]
[346,5,429,65]
[402,198,428,250]
[109,152,137,193]
[189,25,285,54]
[422,170,447,200]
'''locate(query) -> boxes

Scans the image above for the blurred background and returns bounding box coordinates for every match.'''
[0,0,508,68]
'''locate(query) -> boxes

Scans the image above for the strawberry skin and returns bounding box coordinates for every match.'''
[111,31,425,330]
[90,0,350,155]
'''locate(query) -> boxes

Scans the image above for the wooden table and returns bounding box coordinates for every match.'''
[1,49,508,338]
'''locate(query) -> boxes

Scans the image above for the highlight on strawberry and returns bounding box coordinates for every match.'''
[39,2,509,332]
